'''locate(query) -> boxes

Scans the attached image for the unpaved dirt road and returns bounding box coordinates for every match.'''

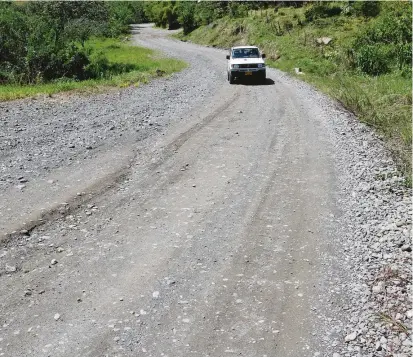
[1,25,411,357]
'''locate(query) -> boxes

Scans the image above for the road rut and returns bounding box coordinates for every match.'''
[2,24,410,357]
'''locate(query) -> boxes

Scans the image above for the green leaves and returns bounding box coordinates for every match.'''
[351,2,412,75]
[0,1,144,84]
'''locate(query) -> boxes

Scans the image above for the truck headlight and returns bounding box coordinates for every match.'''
[232,64,239,69]
[258,64,265,68]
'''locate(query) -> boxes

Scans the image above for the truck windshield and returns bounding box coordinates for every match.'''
[232,48,260,58]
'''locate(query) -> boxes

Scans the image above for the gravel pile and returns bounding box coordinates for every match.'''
[276,70,412,356]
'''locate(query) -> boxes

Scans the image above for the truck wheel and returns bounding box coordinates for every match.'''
[229,73,235,84]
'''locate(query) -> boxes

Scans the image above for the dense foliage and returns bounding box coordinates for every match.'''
[1,1,411,85]
[0,1,147,84]
[144,1,411,76]
[143,1,277,34]
[351,3,412,75]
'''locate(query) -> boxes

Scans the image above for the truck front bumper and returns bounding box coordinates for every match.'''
[231,68,266,78]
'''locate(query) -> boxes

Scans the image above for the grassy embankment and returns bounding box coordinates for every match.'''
[177,4,412,182]
[0,38,186,101]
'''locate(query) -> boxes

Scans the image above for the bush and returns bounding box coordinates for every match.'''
[64,18,108,46]
[228,3,248,18]
[304,3,342,22]
[0,1,141,84]
[283,20,294,33]
[351,1,380,17]
[351,4,412,75]
[85,50,110,79]
[177,2,197,35]
[353,45,389,75]
[63,46,91,80]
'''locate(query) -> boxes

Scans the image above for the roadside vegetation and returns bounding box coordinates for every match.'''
[2,1,411,181]
[0,1,185,101]
[146,1,411,181]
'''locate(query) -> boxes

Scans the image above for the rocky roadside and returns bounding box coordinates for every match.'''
[337,122,412,357]
[0,26,410,356]
[280,70,412,356]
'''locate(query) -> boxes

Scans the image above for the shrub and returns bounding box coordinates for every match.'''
[64,18,108,46]
[228,3,248,19]
[177,2,197,35]
[63,46,91,80]
[304,3,342,22]
[0,1,140,84]
[283,20,294,33]
[351,4,412,75]
[351,1,380,18]
[85,50,110,79]
[353,45,389,75]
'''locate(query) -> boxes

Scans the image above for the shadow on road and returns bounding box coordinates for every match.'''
[235,78,275,86]
[130,23,154,34]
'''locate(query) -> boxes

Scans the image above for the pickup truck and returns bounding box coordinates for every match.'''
[226,46,266,84]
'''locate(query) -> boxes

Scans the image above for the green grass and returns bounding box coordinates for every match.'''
[178,6,412,181]
[0,37,187,101]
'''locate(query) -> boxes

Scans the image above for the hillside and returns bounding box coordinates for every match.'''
[177,1,412,181]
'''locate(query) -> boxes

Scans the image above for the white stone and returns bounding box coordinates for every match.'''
[372,282,384,294]
[345,331,357,342]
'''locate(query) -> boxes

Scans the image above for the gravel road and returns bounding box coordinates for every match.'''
[0,24,411,357]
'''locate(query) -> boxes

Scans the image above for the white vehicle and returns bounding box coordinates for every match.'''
[226,46,266,84]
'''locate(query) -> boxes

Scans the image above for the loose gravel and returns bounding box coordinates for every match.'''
[0,25,411,357]
[274,70,412,356]
[0,43,223,193]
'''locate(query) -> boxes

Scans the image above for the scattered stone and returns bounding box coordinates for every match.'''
[316,37,332,45]
[54,313,61,321]
[372,282,384,294]
[50,259,58,265]
[5,264,17,273]
[166,279,176,286]
[345,331,357,342]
